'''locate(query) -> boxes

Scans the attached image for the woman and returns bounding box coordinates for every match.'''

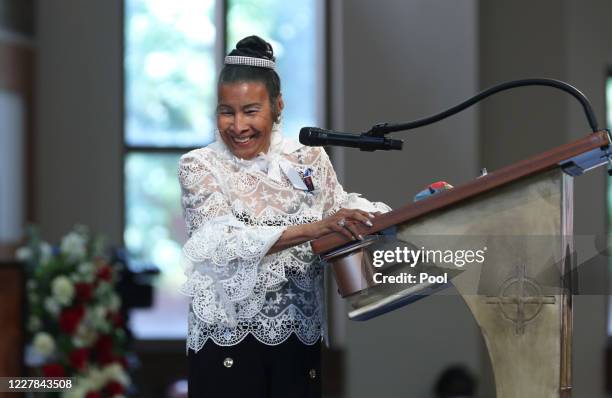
[178,35,390,398]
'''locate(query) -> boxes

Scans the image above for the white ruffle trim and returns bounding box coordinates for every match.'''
[179,216,286,328]
[186,305,323,353]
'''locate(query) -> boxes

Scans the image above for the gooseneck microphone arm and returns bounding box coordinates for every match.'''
[364,78,600,137]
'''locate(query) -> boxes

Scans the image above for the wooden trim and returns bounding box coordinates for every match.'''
[0,42,31,91]
[0,243,20,262]
[0,263,26,380]
[311,131,610,254]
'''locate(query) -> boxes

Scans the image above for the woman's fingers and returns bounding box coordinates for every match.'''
[344,221,364,240]
[338,209,374,227]
[320,208,384,241]
[331,221,355,240]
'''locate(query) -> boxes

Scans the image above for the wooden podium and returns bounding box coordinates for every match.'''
[311,131,611,398]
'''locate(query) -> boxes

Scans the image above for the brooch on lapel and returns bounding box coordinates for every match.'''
[302,168,315,192]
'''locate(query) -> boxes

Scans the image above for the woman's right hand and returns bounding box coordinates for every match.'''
[269,209,382,255]
[310,208,378,241]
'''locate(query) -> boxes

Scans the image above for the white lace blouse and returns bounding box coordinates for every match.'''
[178,127,391,353]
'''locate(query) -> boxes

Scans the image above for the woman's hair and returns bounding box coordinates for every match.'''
[218,35,282,122]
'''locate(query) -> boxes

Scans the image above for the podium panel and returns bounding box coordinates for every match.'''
[326,169,573,398]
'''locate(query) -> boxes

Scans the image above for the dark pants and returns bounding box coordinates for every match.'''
[187,334,321,398]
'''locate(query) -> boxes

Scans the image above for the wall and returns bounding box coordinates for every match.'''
[334,1,482,397]
[35,0,123,245]
[565,1,612,397]
[480,1,612,396]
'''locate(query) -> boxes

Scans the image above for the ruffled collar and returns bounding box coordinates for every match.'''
[208,124,309,190]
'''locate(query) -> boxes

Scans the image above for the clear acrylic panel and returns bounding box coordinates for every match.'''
[226,0,319,140]
[125,0,217,148]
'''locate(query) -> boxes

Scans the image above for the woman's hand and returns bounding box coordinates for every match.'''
[310,208,378,241]
[268,209,382,255]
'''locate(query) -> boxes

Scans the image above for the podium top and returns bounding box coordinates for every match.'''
[311,130,610,255]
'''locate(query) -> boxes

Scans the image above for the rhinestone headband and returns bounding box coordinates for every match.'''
[224,55,276,70]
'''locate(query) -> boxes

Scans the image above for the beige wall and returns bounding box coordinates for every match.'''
[565,1,611,397]
[333,1,482,397]
[35,0,123,245]
[333,0,612,397]
[480,1,612,397]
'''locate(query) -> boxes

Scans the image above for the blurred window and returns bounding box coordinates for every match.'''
[124,0,323,339]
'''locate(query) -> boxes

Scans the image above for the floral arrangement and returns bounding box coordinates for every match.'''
[18,225,132,398]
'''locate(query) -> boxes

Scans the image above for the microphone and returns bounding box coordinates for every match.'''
[299,127,403,151]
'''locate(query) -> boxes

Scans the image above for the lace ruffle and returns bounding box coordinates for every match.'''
[187,304,323,351]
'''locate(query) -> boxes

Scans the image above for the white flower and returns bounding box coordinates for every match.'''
[39,241,53,265]
[103,363,131,386]
[16,247,32,261]
[73,323,98,347]
[60,232,87,262]
[78,261,94,275]
[51,275,75,305]
[26,280,37,291]
[44,297,61,316]
[84,305,110,332]
[27,316,41,332]
[83,366,107,391]
[108,292,122,312]
[32,332,55,357]
[61,386,86,398]
[95,281,111,298]
[94,305,107,320]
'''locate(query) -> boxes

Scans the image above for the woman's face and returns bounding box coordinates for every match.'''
[217,81,283,160]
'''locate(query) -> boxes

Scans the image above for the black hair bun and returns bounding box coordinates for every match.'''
[229,35,275,61]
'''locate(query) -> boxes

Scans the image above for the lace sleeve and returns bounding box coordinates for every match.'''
[318,148,392,217]
[178,152,232,237]
[177,152,288,327]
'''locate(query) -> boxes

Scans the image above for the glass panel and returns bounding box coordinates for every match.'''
[226,0,319,140]
[124,152,189,339]
[125,0,217,148]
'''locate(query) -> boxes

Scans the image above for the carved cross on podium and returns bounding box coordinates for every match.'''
[486,264,556,335]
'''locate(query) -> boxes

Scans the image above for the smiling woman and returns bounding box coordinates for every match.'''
[216,81,282,159]
[177,36,391,398]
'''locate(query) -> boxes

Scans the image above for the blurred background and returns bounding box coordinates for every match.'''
[1,0,611,397]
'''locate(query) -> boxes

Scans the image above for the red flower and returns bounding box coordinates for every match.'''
[96,265,113,282]
[42,363,65,377]
[75,282,94,302]
[59,306,85,335]
[118,356,129,369]
[69,348,89,370]
[95,334,115,364]
[85,392,102,398]
[107,311,124,328]
[104,380,124,395]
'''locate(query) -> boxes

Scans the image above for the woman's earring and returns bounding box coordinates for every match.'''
[272,114,282,132]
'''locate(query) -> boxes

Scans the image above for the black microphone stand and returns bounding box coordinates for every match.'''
[361,78,602,138]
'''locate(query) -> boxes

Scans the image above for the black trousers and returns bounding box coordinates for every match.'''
[187,334,321,398]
